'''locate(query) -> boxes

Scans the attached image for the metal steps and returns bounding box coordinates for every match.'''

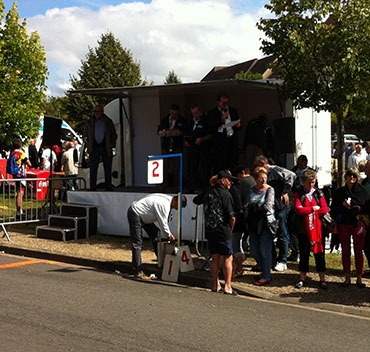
[36,225,76,241]
[36,204,98,241]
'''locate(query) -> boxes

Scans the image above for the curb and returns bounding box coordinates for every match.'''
[1,244,370,318]
[231,282,370,318]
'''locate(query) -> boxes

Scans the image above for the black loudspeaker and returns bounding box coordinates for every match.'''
[273,117,295,153]
[43,116,62,146]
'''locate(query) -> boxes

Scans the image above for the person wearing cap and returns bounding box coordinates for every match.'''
[193,170,236,294]
[127,193,187,280]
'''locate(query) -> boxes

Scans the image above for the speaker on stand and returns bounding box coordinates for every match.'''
[43,116,62,146]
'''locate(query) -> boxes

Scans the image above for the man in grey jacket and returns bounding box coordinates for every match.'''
[83,105,117,191]
[127,193,187,279]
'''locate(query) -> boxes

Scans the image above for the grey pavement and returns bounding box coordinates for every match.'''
[0,240,369,319]
[1,253,370,352]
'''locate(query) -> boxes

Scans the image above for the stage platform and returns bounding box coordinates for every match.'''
[67,189,202,241]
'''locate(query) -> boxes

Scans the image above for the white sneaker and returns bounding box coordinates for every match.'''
[274,262,288,272]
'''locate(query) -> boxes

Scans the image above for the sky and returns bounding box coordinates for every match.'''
[2,0,271,97]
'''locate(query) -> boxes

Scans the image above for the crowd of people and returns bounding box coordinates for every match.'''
[8,96,370,293]
[153,94,370,292]
[26,138,79,176]
[6,137,80,218]
[157,92,273,192]
[191,155,370,293]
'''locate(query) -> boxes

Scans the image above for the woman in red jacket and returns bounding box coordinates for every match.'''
[293,169,329,289]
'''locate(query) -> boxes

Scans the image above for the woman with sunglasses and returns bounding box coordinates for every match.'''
[331,167,370,288]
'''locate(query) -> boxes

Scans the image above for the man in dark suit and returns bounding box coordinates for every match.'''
[184,104,211,192]
[28,138,40,168]
[207,92,241,173]
[83,105,117,191]
[158,104,187,190]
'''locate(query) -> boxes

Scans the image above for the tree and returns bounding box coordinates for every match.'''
[234,71,263,80]
[42,96,69,120]
[0,1,48,154]
[66,32,143,133]
[164,70,182,84]
[258,0,370,185]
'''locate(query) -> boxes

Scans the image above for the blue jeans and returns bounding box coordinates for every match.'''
[127,207,160,273]
[250,229,273,281]
[90,145,112,190]
[273,207,290,264]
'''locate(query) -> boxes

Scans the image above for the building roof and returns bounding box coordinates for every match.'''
[201,55,277,81]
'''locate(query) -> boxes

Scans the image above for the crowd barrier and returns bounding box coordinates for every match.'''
[193,204,208,257]
[0,176,86,241]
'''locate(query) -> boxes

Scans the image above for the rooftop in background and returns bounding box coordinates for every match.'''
[201,55,278,82]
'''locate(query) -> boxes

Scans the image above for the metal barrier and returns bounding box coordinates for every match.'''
[0,176,86,241]
[193,204,208,257]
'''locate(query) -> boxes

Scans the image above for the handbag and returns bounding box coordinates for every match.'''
[267,218,279,236]
[321,212,335,229]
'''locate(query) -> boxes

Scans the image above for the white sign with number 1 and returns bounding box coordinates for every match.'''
[147,159,163,184]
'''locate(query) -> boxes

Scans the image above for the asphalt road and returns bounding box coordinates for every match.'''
[0,253,369,352]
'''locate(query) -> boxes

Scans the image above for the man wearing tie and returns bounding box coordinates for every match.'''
[184,104,212,192]
[157,104,187,190]
[207,92,241,173]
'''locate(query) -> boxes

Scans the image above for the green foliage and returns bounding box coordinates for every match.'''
[258,0,369,117]
[0,1,48,154]
[66,32,143,133]
[42,96,69,120]
[234,71,263,80]
[258,0,370,184]
[164,70,182,84]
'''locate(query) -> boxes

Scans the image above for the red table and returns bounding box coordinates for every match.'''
[27,170,52,200]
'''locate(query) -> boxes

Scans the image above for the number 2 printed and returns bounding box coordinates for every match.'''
[152,161,159,177]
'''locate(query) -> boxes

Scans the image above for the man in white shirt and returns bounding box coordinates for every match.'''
[348,144,366,168]
[41,145,57,171]
[61,142,78,190]
[127,193,187,279]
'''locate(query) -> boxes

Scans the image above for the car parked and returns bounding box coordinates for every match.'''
[331,134,362,144]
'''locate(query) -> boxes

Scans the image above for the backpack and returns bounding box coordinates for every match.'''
[204,187,225,231]
[6,152,20,176]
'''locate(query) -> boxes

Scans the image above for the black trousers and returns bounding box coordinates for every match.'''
[213,137,238,174]
[298,232,326,273]
[289,232,299,257]
[127,206,160,273]
[186,147,210,191]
